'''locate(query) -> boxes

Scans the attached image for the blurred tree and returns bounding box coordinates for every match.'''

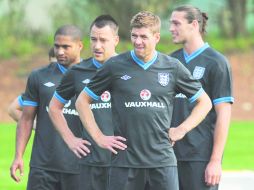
[88,0,177,39]
[227,0,247,37]
[0,0,27,37]
[219,0,248,37]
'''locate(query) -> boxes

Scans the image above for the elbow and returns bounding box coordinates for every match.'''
[48,101,58,120]
[48,102,53,117]
[75,97,81,113]
[7,105,17,122]
[7,106,13,117]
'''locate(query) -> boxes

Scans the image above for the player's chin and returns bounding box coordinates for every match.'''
[134,48,144,54]
[172,38,181,44]
[94,55,104,62]
[58,60,71,67]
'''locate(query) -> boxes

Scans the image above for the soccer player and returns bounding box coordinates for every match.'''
[75,11,212,190]
[10,25,91,190]
[8,47,57,123]
[169,5,234,190]
[48,15,119,190]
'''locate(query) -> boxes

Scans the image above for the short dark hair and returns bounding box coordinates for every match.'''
[173,5,208,35]
[90,15,119,35]
[48,47,55,58]
[54,24,83,41]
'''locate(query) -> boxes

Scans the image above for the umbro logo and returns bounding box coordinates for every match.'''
[82,79,90,84]
[120,75,131,80]
[44,82,55,87]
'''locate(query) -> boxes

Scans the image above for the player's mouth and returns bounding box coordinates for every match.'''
[93,51,103,57]
[56,56,66,62]
[135,46,145,51]
[171,32,178,39]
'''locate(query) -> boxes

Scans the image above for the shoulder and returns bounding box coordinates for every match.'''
[104,51,131,68]
[202,48,231,74]
[169,48,183,58]
[109,51,130,62]
[157,51,182,66]
[71,58,93,71]
[28,62,54,78]
[205,48,229,65]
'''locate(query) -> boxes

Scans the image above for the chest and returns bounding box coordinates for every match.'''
[38,73,62,99]
[74,70,96,94]
[111,65,176,98]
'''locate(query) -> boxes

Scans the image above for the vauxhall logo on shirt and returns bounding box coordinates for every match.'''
[125,89,165,108]
[90,91,111,109]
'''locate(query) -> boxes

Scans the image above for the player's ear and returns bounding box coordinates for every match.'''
[114,35,119,46]
[79,41,84,51]
[154,32,160,43]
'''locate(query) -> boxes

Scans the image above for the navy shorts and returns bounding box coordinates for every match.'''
[108,166,178,190]
[27,167,80,190]
[79,165,110,190]
[178,161,219,190]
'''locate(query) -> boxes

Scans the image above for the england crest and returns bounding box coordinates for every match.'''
[193,66,205,79]
[158,73,169,86]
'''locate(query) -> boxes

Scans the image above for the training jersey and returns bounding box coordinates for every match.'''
[22,62,82,174]
[84,50,204,168]
[54,58,113,167]
[170,43,234,161]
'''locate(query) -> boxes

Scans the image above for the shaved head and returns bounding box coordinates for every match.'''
[54,25,83,41]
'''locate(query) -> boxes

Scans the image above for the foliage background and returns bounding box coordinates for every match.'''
[0,0,254,189]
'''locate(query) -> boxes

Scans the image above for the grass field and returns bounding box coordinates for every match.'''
[0,121,253,190]
[222,121,254,170]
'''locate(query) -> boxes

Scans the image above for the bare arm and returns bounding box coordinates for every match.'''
[169,92,212,143]
[8,97,22,122]
[75,91,127,154]
[205,102,232,186]
[48,97,91,158]
[10,106,36,182]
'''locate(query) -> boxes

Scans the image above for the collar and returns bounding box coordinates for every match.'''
[57,58,83,74]
[183,42,210,63]
[92,58,103,69]
[130,50,158,70]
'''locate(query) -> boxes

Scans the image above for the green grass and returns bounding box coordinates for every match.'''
[222,121,254,170]
[0,121,253,189]
[0,123,34,190]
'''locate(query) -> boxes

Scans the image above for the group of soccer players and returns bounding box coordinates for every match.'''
[9,4,233,190]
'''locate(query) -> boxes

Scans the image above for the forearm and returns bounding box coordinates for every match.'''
[210,104,232,162]
[76,95,103,145]
[179,93,212,133]
[15,120,33,159]
[49,107,75,143]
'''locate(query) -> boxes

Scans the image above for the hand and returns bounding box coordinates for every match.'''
[67,137,91,158]
[168,127,187,146]
[10,158,24,182]
[205,159,222,186]
[97,135,127,154]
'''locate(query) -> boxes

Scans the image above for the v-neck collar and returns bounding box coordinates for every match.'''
[130,50,158,70]
[183,43,209,63]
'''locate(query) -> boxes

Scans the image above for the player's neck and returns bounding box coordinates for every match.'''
[69,57,81,67]
[183,36,204,55]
